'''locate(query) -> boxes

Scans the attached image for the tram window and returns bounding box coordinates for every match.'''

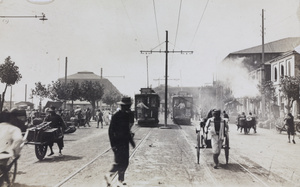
[150,98,157,107]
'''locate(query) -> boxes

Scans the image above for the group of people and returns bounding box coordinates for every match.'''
[236,112,257,134]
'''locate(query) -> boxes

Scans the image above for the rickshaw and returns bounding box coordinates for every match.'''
[134,88,160,126]
[196,110,229,165]
[172,92,193,125]
[24,122,63,160]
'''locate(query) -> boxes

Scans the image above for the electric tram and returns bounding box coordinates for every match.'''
[172,91,193,125]
[134,88,160,125]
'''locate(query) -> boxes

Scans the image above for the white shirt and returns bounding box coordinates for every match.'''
[0,122,23,158]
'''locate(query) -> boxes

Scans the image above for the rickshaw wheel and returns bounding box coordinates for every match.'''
[196,132,200,164]
[0,157,17,187]
[35,145,48,161]
[296,122,300,133]
[224,136,229,164]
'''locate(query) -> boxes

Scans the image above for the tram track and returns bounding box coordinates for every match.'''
[53,124,152,187]
[177,122,278,187]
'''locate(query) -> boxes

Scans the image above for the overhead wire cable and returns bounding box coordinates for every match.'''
[153,0,160,45]
[121,0,143,49]
[174,0,182,50]
[189,0,209,49]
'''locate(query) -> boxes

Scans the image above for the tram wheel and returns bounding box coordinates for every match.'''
[35,145,48,161]
[196,132,200,164]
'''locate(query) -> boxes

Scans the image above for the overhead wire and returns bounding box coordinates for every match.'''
[189,0,210,49]
[121,0,143,49]
[174,0,182,50]
[153,0,161,45]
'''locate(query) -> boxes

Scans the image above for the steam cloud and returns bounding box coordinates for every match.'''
[216,57,260,98]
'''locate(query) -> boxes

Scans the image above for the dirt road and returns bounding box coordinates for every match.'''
[12,118,300,187]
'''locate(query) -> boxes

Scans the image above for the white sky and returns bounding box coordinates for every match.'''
[0,0,299,107]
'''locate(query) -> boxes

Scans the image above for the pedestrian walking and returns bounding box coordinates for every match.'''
[85,108,91,127]
[284,113,296,144]
[96,109,103,128]
[105,97,135,186]
[44,106,66,156]
[205,109,229,169]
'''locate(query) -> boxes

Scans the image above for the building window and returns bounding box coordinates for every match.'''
[274,67,277,81]
[281,65,284,77]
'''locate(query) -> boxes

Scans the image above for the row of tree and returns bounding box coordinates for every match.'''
[31,80,122,113]
[0,56,122,113]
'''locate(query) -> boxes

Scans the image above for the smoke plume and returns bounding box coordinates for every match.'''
[216,57,260,98]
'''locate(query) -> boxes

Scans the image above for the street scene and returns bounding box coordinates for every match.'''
[1,0,300,187]
[9,117,300,187]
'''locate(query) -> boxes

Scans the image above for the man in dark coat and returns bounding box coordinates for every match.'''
[105,97,135,186]
[44,106,66,156]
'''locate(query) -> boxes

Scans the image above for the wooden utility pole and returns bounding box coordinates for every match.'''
[261,9,266,118]
[141,30,193,128]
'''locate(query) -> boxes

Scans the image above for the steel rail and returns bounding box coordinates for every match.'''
[54,125,142,187]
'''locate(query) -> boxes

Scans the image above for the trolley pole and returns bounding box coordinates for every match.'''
[141,30,193,128]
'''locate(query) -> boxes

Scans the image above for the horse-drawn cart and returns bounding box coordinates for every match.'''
[24,122,63,160]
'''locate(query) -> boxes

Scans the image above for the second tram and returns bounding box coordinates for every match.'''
[172,92,193,125]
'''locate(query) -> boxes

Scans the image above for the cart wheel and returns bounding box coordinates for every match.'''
[196,132,200,164]
[296,122,300,133]
[0,157,18,187]
[35,145,48,161]
[224,136,229,164]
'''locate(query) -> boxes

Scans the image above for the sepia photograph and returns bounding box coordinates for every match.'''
[0,0,300,186]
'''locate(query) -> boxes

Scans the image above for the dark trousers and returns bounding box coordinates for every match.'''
[110,144,129,181]
[49,137,64,151]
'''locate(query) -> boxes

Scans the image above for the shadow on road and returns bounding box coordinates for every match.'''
[35,155,82,163]
[13,183,46,187]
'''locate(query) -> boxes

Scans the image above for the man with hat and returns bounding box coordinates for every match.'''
[105,97,135,186]
[44,106,66,156]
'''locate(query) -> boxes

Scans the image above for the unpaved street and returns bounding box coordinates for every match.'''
[13,117,300,187]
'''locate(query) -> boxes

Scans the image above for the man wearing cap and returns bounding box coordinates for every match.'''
[44,106,66,156]
[105,97,135,186]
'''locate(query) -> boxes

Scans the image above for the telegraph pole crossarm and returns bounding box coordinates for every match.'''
[140,30,193,129]
[0,13,47,21]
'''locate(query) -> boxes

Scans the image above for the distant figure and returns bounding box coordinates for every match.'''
[177,100,186,109]
[246,112,257,133]
[96,109,103,128]
[136,100,149,109]
[237,112,246,133]
[284,113,296,144]
[85,108,91,127]
[223,111,229,120]
[205,110,228,169]
[103,110,111,126]
[105,97,135,186]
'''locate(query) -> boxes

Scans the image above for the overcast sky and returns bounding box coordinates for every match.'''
[0,0,299,107]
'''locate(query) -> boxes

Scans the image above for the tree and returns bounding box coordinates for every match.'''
[279,76,300,113]
[49,80,81,109]
[31,82,50,112]
[0,56,22,111]
[80,80,104,114]
[102,90,122,109]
